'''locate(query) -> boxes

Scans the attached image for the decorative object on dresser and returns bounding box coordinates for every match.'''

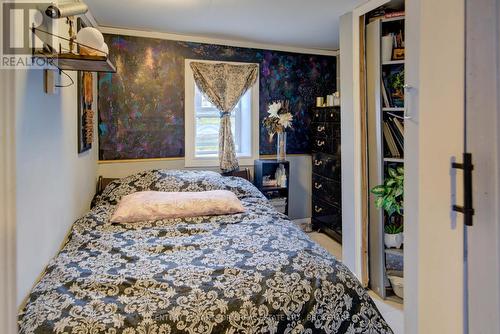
[262,101,293,161]
[254,160,289,215]
[310,106,342,243]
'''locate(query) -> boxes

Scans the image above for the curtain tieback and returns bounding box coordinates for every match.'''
[220,111,231,118]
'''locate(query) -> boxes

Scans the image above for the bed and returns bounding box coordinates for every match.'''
[18,169,392,334]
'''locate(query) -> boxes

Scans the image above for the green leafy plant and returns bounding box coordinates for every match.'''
[371,166,404,219]
[385,223,404,234]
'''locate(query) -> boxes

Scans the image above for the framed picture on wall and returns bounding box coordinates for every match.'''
[77,17,94,153]
[77,71,94,153]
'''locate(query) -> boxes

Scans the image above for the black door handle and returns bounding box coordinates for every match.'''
[452,153,474,226]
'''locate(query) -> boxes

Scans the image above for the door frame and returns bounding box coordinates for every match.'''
[345,0,467,333]
[0,67,17,332]
[341,0,390,283]
[465,0,500,332]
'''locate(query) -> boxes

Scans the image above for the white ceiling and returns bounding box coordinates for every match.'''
[85,0,366,51]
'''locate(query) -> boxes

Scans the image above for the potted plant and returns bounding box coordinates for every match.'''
[384,221,404,249]
[371,166,404,249]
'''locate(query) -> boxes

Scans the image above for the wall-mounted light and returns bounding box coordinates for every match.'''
[45,2,88,19]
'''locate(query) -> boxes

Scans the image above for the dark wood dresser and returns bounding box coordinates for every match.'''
[310,106,342,243]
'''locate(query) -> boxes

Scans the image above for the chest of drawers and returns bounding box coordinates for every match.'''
[310,107,342,242]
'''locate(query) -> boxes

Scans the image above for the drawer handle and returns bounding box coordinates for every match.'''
[317,140,325,147]
[314,160,323,166]
[314,205,323,213]
[314,182,323,190]
[317,125,325,132]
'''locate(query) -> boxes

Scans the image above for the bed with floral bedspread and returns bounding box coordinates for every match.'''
[18,170,392,334]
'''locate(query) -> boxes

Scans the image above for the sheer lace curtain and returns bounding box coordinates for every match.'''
[190,62,258,172]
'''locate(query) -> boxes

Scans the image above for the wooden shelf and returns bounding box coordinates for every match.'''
[33,51,116,73]
[383,107,404,112]
[385,248,403,255]
[382,60,405,66]
[382,16,405,23]
[384,158,404,163]
[385,289,404,303]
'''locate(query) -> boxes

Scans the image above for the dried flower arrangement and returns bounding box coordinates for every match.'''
[262,100,293,140]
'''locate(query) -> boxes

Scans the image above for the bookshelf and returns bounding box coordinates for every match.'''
[382,60,405,66]
[367,15,405,303]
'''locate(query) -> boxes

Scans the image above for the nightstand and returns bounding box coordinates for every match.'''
[254,159,290,215]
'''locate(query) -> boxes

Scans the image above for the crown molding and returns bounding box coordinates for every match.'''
[99,26,339,57]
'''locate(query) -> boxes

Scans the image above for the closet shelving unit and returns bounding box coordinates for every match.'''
[367,15,405,303]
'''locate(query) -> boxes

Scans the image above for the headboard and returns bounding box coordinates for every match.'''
[95,168,252,197]
[96,176,119,196]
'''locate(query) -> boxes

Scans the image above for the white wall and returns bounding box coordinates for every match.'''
[15,18,99,303]
[98,155,312,220]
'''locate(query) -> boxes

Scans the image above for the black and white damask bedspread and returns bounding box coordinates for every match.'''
[19,170,392,334]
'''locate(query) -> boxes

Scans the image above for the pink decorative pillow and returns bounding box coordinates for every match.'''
[110,190,245,223]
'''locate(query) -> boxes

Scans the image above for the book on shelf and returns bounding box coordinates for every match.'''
[381,79,391,108]
[385,11,405,19]
[393,117,405,136]
[388,118,404,153]
[382,75,394,107]
[383,123,400,158]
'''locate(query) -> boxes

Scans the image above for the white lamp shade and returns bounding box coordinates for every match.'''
[99,42,109,56]
[77,27,104,53]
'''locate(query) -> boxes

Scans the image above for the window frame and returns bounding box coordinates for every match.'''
[184,59,260,168]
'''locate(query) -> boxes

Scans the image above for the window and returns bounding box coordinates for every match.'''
[185,60,259,167]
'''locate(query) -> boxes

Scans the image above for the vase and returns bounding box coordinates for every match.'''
[276,132,287,161]
[384,232,404,249]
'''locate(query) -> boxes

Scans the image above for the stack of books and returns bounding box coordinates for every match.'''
[383,116,404,158]
[269,197,287,214]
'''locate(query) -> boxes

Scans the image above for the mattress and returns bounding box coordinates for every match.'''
[18,169,392,334]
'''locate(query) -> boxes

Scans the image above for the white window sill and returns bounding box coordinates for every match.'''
[185,156,257,168]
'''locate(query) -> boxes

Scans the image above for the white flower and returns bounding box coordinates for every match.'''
[279,113,293,128]
[267,102,282,118]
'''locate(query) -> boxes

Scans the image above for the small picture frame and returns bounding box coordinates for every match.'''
[392,48,405,60]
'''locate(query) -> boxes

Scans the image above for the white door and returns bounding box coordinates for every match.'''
[465,0,500,333]
[405,0,466,333]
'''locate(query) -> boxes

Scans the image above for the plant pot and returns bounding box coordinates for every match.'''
[387,271,404,299]
[384,232,404,249]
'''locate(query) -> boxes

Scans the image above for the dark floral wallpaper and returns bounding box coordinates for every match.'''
[98,34,336,160]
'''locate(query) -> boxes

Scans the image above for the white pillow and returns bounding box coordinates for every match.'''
[110,190,245,223]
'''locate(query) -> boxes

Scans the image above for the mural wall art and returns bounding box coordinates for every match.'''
[98,34,336,160]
